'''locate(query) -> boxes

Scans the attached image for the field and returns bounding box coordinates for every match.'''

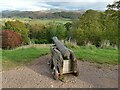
[2,44,118,70]
[2,18,72,25]
[29,18,72,24]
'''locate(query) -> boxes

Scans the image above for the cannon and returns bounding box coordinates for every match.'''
[49,37,79,80]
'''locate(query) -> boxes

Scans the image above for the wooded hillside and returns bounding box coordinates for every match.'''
[2,9,84,19]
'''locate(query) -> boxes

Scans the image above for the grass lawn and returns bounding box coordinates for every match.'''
[29,18,72,24]
[2,47,50,70]
[2,18,72,25]
[1,45,118,70]
[72,47,118,65]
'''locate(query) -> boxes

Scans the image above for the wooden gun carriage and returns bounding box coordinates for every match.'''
[49,37,79,80]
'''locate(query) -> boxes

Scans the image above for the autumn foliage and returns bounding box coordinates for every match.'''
[2,30,21,49]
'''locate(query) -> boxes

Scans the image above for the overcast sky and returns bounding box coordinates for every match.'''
[0,0,118,11]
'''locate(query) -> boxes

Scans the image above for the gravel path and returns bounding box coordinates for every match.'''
[2,55,118,88]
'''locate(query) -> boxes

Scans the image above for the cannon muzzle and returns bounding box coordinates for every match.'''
[52,37,70,59]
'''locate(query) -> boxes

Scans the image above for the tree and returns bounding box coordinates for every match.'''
[64,22,72,40]
[29,23,45,39]
[71,10,103,46]
[103,10,118,45]
[4,20,30,45]
[107,1,120,10]
[28,22,66,44]
[71,28,85,45]
[45,22,66,43]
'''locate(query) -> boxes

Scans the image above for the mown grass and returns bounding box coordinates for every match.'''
[1,45,118,70]
[2,47,50,70]
[72,47,118,65]
[29,18,72,24]
[3,47,49,62]
[2,18,72,25]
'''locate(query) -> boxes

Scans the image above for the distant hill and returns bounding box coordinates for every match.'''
[2,9,85,19]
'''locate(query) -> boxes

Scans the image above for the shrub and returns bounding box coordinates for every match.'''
[45,22,66,43]
[84,42,96,49]
[85,45,97,49]
[34,39,48,44]
[65,42,80,49]
[4,20,30,45]
[2,30,21,49]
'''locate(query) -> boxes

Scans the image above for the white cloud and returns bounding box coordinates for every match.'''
[42,0,116,3]
[0,0,48,11]
[42,0,81,2]
[0,0,118,11]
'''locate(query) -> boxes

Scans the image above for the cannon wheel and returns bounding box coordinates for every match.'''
[73,70,79,76]
[53,68,59,80]
[50,58,54,69]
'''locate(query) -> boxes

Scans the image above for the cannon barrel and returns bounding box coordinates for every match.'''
[52,37,70,59]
